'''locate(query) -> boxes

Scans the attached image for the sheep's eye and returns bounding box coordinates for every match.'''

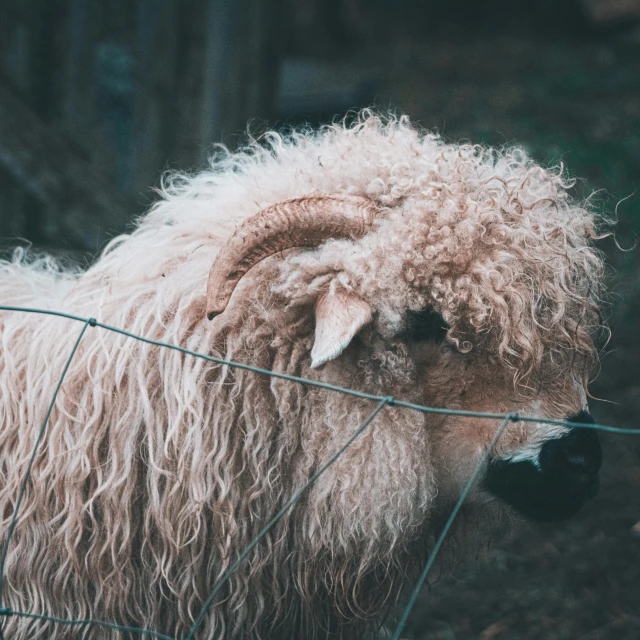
[404,308,449,343]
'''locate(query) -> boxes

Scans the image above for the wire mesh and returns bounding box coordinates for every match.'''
[0,305,638,639]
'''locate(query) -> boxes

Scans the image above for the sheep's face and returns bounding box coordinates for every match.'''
[300,289,602,523]
[204,222,597,535]
[206,136,607,527]
[212,211,604,526]
[257,174,605,524]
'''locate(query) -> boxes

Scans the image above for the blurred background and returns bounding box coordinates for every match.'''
[1,1,639,638]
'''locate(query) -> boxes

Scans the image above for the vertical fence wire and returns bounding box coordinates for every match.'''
[391,414,514,640]
[185,397,392,639]
[0,306,638,639]
[0,317,94,608]
[0,317,93,640]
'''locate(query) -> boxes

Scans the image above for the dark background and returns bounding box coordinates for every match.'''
[1,1,639,638]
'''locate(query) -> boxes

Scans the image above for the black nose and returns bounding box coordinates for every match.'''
[484,411,603,522]
[538,411,602,478]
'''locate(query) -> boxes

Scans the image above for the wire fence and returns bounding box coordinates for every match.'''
[0,304,638,640]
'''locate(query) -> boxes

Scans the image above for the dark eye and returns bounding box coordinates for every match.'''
[404,308,449,343]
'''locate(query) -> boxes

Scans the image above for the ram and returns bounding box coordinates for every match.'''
[0,113,606,639]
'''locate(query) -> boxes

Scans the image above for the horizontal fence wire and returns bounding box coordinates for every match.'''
[0,304,638,639]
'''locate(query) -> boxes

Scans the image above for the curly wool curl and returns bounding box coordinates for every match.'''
[393,142,609,387]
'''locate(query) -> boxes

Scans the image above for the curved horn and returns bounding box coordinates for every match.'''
[206,195,378,319]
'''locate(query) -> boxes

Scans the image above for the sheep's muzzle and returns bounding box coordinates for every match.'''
[484,411,602,522]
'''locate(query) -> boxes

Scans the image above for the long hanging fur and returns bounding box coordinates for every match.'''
[0,112,607,638]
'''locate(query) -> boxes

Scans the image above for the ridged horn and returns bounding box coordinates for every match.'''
[206,195,378,320]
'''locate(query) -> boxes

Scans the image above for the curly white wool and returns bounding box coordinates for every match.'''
[0,112,607,639]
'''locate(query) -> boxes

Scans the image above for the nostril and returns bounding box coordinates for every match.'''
[562,450,599,477]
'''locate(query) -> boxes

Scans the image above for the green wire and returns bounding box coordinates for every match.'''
[185,397,391,639]
[0,304,638,639]
[1,307,637,435]
[391,415,514,640]
[0,609,175,640]
[0,318,93,608]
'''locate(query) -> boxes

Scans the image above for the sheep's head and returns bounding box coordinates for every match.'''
[205,144,607,525]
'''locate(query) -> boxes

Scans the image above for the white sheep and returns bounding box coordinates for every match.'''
[0,112,606,639]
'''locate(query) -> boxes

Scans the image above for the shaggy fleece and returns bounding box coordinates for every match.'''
[0,112,607,639]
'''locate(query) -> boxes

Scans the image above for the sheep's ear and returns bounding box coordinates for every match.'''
[310,288,373,369]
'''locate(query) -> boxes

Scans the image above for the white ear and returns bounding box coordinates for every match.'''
[310,288,373,369]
